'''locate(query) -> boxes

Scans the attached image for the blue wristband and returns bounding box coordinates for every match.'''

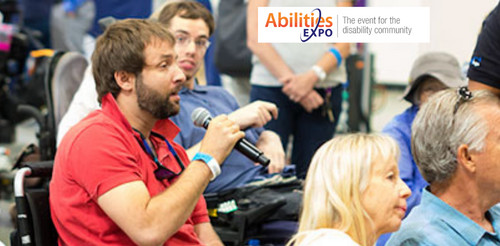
[329,47,342,68]
[192,152,221,180]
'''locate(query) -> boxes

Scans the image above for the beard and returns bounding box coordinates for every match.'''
[136,74,180,119]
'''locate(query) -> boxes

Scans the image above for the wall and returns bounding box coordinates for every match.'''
[369,0,498,85]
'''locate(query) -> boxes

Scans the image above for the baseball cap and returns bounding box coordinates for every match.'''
[403,52,465,103]
[467,3,500,88]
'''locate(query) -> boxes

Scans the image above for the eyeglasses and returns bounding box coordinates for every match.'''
[453,86,473,115]
[154,162,182,181]
[175,33,210,51]
[133,129,185,181]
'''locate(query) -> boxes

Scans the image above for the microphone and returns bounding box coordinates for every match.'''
[191,107,270,166]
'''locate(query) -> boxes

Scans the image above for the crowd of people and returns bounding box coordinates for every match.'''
[8,0,500,245]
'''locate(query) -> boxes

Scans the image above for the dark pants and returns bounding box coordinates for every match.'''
[250,85,342,178]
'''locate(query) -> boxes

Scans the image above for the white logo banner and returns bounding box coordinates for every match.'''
[258,7,430,43]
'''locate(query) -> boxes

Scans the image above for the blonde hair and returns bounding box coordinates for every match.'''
[289,133,399,246]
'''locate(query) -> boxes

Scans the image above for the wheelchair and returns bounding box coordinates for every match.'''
[9,162,300,246]
[10,161,56,246]
[205,180,302,245]
[9,50,87,245]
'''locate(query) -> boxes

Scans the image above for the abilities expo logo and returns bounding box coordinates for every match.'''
[258,7,429,43]
[264,8,334,42]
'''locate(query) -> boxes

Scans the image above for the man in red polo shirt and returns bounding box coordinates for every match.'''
[50,19,243,245]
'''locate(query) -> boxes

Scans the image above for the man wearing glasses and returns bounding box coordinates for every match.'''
[50,19,241,245]
[386,87,500,245]
[159,1,287,194]
[57,1,287,194]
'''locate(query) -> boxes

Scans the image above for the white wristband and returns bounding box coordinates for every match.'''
[192,152,221,181]
[311,65,326,82]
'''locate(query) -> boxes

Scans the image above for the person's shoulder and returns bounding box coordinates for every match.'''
[60,110,128,150]
[387,223,433,246]
[203,85,234,97]
[201,85,240,108]
[73,110,117,131]
[386,237,435,246]
[387,228,456,246]
[388,207,453,246]
[489,204,500,219]
[297,229,359,246]
[55,110,137,179]
[383,105,415,129]
[382,118,410,141]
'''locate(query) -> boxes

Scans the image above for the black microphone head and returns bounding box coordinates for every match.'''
[191,107,212,128]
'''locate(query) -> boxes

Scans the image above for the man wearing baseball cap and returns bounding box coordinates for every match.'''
[379,52,465,245]
[468,2,500,95]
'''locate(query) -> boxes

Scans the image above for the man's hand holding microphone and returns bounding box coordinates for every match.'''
[192,114,245,181]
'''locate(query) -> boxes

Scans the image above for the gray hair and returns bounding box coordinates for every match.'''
[411,88,500,184]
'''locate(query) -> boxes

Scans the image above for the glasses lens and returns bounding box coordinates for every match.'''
[154,166,176,181]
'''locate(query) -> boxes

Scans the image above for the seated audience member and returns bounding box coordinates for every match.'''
[468,2,500,95]
[288,133,411,246]
[56,1,218,146]
[387,88,500,245]
[158,2,286,193]
[382,52,464,218]
[50,19,244,245]
[57,1,287,194]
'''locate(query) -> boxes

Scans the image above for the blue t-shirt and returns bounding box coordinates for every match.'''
[170,85,265,193]
[387,189,500,246]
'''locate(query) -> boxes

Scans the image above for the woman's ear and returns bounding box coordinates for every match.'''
[114,71,135,92]
[457,144,476,173]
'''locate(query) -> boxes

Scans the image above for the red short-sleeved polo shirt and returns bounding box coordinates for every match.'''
[50,93,209,245]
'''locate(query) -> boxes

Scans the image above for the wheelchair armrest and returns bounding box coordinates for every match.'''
[203,192,220,209]
[22,161,54,177]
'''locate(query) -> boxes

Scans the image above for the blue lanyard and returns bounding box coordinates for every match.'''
[132,129,185,171]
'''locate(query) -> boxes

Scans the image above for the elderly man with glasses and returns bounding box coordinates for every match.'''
[386,87,500,245]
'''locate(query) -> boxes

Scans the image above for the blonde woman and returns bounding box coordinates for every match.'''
[288,133,411,246]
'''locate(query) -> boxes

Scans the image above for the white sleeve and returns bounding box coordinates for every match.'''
[56,65,100,146]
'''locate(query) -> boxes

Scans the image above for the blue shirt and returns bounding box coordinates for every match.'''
[378,105,429,246]
[387,189,500,246]
[90,0,151,37]
[19,0,54,20]
[382,105,428,215]
[169,85,265,193]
